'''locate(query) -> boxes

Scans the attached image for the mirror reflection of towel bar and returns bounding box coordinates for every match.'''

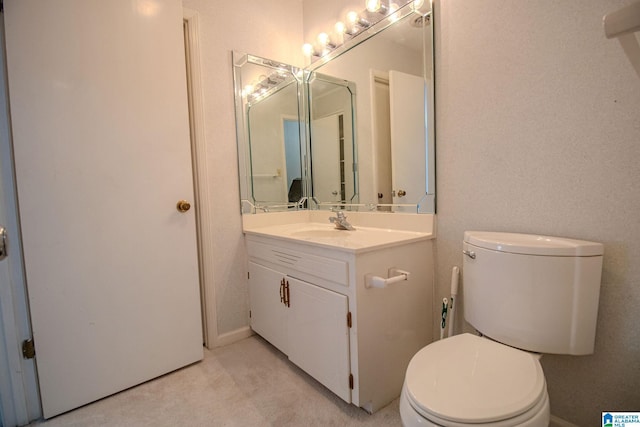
[365,268,410,289]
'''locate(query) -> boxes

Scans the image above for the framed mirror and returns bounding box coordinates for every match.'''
[232,1,435,214]
[306,2,435,213]
[233,52,306,213]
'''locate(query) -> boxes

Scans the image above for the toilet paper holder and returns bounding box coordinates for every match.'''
[365,268,410,289]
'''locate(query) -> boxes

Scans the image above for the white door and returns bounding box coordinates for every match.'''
[389,71,427,211]
[4,0,203,418]
[287,277,350,403]
[311,115,342,202]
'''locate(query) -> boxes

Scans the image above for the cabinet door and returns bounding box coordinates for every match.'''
[287,277,351,403]
[249,262,288,354]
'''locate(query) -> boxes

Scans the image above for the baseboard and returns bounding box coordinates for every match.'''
[212,326,254,348]
[550,415,580,427]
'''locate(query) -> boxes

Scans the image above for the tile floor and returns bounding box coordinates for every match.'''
[27,335,402,426]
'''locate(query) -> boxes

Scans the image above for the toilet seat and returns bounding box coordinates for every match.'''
[404,334,546,425]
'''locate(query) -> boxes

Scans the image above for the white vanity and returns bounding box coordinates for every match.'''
[243,211,434,413]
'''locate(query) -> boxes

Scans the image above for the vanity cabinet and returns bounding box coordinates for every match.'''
[245,230,434,413]
[248,262,351,402]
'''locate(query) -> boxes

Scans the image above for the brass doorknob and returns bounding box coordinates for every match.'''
[397,190,407,197]
[176,200,191,213]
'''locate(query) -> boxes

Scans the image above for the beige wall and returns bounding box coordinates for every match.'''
[182,0,303,337]
[435,0,640,425]
[220,0,640,423]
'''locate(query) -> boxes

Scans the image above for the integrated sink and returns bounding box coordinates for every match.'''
[244,222,430,253]
[289,229,354,239]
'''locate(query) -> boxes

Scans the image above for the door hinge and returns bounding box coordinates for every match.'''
[247,271,250,279]
[347,312,352,328]
[249,310,252,318]
[349,373,354,390]
[0,226,7,260]
[22,338,35,359]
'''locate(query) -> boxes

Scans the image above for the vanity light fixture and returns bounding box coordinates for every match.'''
[243,71,292,103]
[302,0,421,63]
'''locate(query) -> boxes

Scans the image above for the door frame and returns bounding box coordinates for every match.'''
[0,13,42,426]
[183,8,217,348]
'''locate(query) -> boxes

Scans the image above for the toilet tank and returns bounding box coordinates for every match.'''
[462,231,604,355]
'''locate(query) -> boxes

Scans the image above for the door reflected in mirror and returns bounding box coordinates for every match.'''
[308,73,357,206]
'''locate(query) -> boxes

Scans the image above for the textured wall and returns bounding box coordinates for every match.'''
[435,0,640,425]
[182,0,303,337]
[226,1,640,422]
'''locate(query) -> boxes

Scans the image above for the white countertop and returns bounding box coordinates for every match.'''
[243,222,433,253]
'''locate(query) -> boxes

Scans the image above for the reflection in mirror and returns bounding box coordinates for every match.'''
[308,73,357,206]
[307,3,435,213]
[233,52,305,213]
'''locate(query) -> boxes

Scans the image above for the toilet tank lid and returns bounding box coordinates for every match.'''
[464,231,603,256]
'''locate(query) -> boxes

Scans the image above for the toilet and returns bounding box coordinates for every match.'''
[400,231,604,427]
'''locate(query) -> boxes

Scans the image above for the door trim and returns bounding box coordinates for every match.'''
[183,9,217,348]
[0,14,42,426]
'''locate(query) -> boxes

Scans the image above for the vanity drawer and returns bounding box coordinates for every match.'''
[247,240,349,286]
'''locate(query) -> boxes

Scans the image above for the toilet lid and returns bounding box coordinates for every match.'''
[405,333,546,424]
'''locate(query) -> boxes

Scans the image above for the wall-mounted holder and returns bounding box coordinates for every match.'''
[365,267,410,289]
[604,1,640,78]
[604,1,640,39]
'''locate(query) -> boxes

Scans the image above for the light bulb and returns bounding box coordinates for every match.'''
[317,32,330,47]
[412,0,425,11]
[302,43,313,66]
[389,2,400,21]
[242,84,253,97]
[302,43,314,56]
[334,22,345,45]
[346,11,369,31]
[347,11,359,25]
[366,0,381,12]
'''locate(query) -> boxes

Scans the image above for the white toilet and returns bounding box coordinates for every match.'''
[400,231,604,427]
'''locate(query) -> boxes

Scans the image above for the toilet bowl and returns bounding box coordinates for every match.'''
[399,334,550,426]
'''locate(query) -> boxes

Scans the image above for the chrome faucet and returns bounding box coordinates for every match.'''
[329,210,355,231]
